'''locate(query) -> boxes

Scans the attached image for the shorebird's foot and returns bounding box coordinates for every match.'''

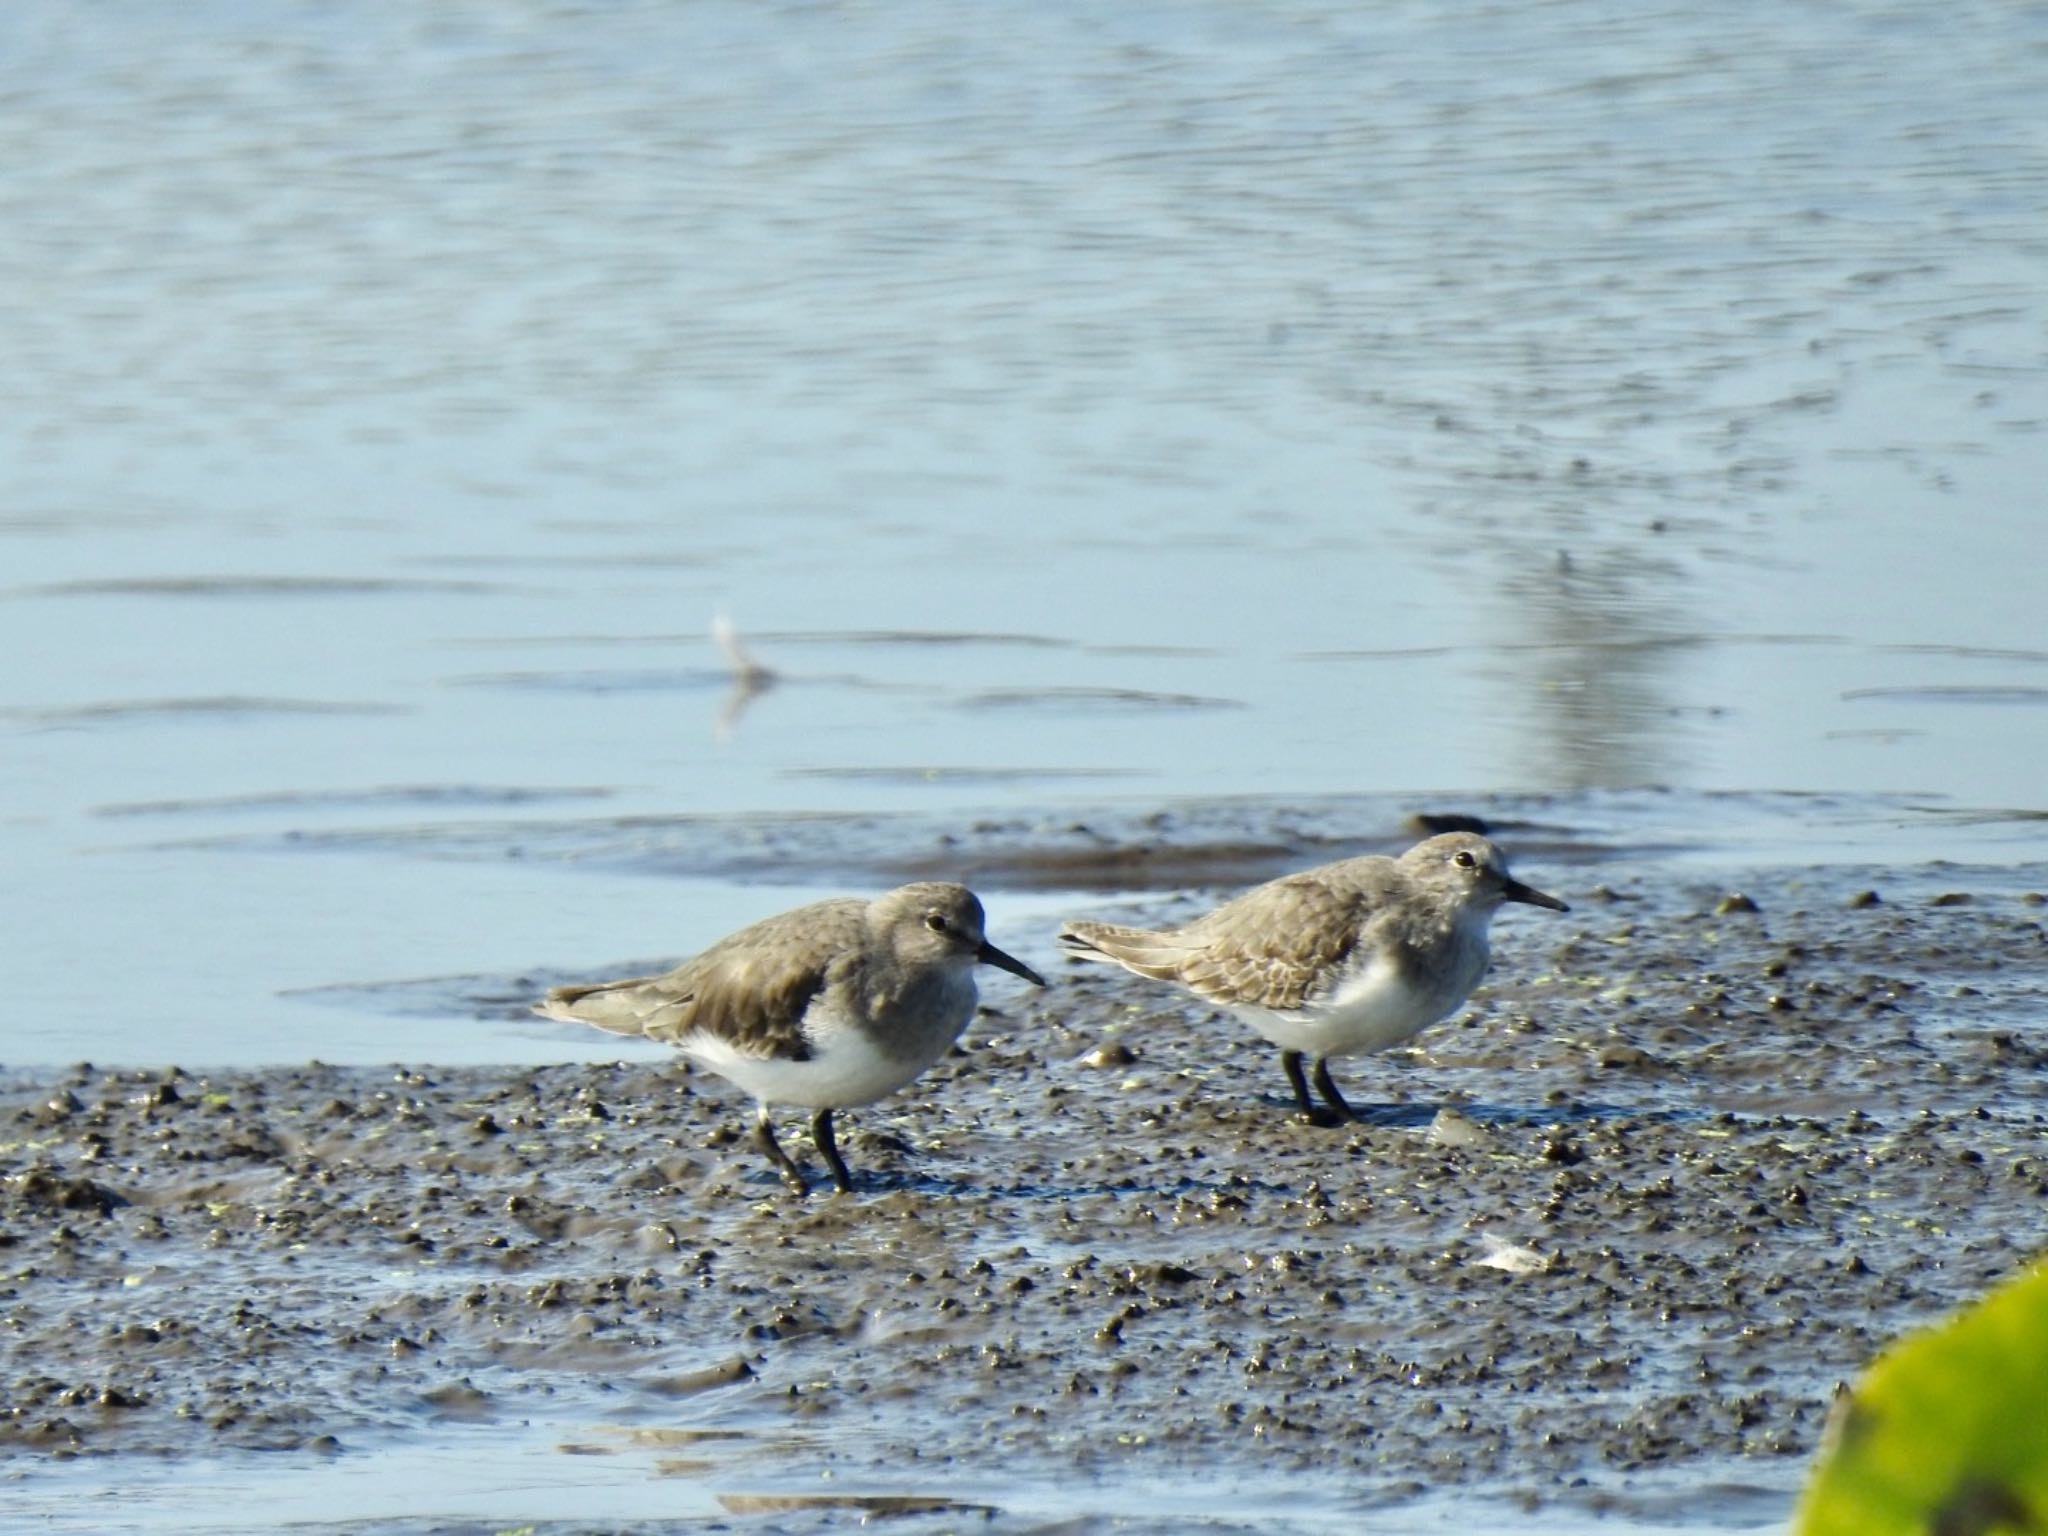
[1280,1051,1339,1125]
[1312,1057,1358,1123]
[754,1111,812,1197]
[1281,1052,1354,1126]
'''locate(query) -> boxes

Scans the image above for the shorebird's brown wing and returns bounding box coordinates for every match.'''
[1063,863,1382,1012]
[1170,866,1380,1011]
[535,899,866,1060]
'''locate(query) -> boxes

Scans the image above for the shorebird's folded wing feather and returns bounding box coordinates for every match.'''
[535,898,865,1059]
[534,974,689,1037]
[1174,872,1364,1010]
[1058,920,1195,983]
[655,946,840,1058]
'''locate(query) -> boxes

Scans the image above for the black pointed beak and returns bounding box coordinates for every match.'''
[978,939,1047,987]
[1503,877,1569,913]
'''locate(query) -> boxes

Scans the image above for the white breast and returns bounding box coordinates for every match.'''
[1238,915,1492,1058]
[679,970,978,1110]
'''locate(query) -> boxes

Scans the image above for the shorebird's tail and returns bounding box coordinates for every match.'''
[1058,920,1193,984]
[534,976,682,1038]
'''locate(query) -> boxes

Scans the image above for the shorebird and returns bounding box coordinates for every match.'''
[538,882,1044,1194]
[1060,832,1567,1123]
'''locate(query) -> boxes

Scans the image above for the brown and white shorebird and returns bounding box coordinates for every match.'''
[1059,832,1568,1124]
[536,883,1044,1195]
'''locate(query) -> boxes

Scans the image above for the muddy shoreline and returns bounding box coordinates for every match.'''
[5,855,2048,1527]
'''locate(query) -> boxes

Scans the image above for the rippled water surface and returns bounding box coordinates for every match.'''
[7,0,2047,1069]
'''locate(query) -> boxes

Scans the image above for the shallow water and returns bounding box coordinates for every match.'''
[3,1,2047,1530]
[5,1430,1795,1535]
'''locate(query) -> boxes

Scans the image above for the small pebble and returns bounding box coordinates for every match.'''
[1078,1042,1138,1070]
[1427,1108,1493,1149]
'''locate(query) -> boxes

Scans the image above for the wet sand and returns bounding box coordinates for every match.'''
[6,845,2046,1530]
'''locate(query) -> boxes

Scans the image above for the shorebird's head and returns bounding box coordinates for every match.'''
[878,883,1047,986]
[1404,833,1570,915]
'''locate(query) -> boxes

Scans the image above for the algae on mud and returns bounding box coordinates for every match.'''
[3,856,2046,1527]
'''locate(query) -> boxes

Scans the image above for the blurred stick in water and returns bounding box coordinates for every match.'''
[712,613,777,739]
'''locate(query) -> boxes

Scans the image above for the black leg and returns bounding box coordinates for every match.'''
[1282,1049,1344,1127]
[1312,1057,1356,1122]
[1281,1050,1316,1118]
[752,1105,810,1196]
[812,1108,854,1194]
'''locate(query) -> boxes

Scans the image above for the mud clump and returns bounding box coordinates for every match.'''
[2,864,2046,1511]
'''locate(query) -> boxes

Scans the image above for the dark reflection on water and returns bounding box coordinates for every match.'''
[955,686,1246,713]
[95,784,614,818]
[1497,544,1696,790]
[6,695,407,723]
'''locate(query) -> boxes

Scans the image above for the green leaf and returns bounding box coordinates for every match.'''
[1798,1262,2048,1536]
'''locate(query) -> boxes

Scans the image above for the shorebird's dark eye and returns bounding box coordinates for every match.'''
[925,913,950,933]
[1453,850,1477,870]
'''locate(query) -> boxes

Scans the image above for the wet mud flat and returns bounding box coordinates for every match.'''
[4,861,2047,1531]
